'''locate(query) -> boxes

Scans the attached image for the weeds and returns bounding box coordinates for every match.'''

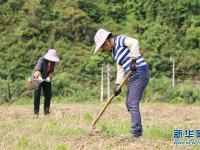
[18,137,30,149]
[56,144,69,150]
[0,103,200,149]
[144,124,173,139]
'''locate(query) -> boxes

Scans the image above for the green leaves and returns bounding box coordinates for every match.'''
[0,0,200,104]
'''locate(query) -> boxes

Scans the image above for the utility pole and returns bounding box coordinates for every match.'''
[107,64,110,101]
[170,57,175,88]
[101,64,104,102]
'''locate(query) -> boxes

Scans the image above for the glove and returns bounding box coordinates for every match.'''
[130,59,138,72]
[113,84,121,96]
[46,77,51,82]
[48,73,54,79]
[38,76,43,82]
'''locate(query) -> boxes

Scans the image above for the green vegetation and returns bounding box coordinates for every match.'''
[0,103,199,149]
[0,0,200,104]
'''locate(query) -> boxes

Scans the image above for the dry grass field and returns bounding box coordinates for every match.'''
[0,102,199,150]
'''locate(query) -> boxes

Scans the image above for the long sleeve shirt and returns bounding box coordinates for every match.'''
[112,36,149,84]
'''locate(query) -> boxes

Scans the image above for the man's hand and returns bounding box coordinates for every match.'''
[130,58,138,72]
[113,84,121,96]
[46,77,51,82]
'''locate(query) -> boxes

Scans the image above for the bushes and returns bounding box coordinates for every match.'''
[1,0,200,82]
[164,81,200,104]
[0,0,200,105]
[51,73,100,102]
[0,75,199,105]
[142,77,171,103]
[0,78,29,104]
[142,78,200,104]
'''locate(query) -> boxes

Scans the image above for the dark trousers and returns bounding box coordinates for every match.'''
[126,69,150,137]
[34,82,52,114]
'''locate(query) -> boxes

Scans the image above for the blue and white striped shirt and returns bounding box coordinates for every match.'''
[112,35,149,74]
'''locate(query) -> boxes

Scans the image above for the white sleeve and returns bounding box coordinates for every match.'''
[124,37,140,58]
[115,63,125,84]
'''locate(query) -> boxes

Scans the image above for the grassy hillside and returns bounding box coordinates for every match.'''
[0,0,200,104]
[0,0,200,80]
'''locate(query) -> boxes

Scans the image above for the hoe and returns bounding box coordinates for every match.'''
[90,71,133,133]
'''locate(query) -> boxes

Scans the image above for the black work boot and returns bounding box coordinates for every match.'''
[44,109,50,116]
[33,113,39,119]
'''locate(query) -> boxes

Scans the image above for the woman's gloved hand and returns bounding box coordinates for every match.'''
[38,76,43,82]
[46,77,51,82]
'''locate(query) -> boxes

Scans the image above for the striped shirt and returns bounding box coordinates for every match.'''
[112,35,149,74]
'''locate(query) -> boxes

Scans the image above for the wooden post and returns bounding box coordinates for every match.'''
[107,64,110,101]
[170,57,175,88]
[100,65,104,102]
[172,58,175,87]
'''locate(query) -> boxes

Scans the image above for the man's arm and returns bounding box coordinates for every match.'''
[115,63,125,84]
[124,37,140,59]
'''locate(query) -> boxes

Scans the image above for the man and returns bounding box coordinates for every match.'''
[93,29,150,138]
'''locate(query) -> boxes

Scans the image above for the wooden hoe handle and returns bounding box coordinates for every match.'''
[30,79,47,81]
[91,71,133,127]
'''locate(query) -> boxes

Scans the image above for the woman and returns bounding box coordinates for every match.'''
[93,29,150,138]
[30,49,60,118]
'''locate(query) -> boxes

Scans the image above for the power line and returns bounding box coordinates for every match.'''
[151,78,200,83]
[152,71,200,75]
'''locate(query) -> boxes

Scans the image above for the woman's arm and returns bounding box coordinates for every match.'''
[33,57,43,78]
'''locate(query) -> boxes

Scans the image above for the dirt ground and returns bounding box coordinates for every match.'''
[0,103,199,150]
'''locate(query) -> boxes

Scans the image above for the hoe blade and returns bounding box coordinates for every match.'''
[28,79,39,91]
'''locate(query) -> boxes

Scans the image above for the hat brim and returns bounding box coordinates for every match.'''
[93,32,111,55]
[44,54,60,62]
[93,41,104,55]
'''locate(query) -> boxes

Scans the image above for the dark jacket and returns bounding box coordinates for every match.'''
[30,57,55,86]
